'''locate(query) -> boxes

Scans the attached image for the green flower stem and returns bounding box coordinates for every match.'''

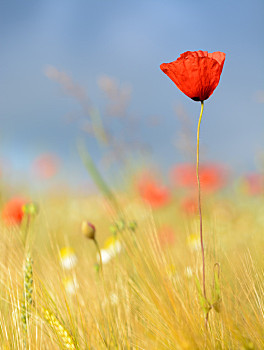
[93,238,103,274]
[89,107,109,146]
[21,214,31,249]
[78,140,120,214]
[196,101,206,300]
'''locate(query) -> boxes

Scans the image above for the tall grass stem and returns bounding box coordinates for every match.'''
[77,140,120,214]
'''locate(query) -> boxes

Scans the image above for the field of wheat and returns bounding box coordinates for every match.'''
[0,166,264,350]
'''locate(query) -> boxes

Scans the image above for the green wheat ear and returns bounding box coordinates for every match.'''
[42,308,77,350]
[21,254,33,349]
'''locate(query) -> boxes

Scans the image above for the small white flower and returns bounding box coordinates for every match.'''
[187,234,200,252]
[59,247,77,270]
[63,277,79,295]
[99,249,112,264]
[108,240,121,255]
[97,237,122,265]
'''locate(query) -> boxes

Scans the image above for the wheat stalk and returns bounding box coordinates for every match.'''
[42,308,76,349]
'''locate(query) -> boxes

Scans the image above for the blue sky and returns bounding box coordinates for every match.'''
[0,0,263,187]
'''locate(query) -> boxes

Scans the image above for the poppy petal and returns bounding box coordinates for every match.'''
[160,51,225,101]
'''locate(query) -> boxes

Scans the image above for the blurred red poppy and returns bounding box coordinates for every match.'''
[171,163,227,192]
[158,226,175,247]
[181,195,198,215]
[160,51,226,101]
[137,174,170,208]
[2,198,28,225]
[243,174,264,195]
[32,153,59,179]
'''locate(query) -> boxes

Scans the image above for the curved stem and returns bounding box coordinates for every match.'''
[196,101,206,299]
[78,140,120,215]
[94,238,103,274]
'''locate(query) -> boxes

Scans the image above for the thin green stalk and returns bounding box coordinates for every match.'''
[22,215,31,248]
[94,238,103,275]
[77,140,120,214]
[196,101,206,299]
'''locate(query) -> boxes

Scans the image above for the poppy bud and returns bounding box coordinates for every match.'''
[22,202,39,216]
[81,221,96,240]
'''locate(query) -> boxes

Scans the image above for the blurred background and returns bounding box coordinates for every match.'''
[0,0,263,192]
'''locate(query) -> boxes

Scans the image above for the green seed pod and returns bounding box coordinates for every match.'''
[115,219,125,231]
[22,202,39,216]
[128,220,137,232]
[109,224,118,235]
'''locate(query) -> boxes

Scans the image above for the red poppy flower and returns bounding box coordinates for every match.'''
[243,174,264,195]
[181,196,198,215]
[160,51,226,101]
[2,197,28,226]
[137,174,170,208]
[32,153,59,179]
[171,163,227,192]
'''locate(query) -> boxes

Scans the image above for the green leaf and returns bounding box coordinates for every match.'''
[212,267,221,313]
[195,276,211,314]
[213,269,220,298]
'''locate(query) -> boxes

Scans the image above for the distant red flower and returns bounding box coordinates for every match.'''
[181,196,198,215]
[243,174,264,195]
[199,165,227,191]
[32,153,59,179]
[171,163,227,192]
[2,198,28,225]
[160,51,226,101]
[172,164,196,188]
[158,226,175,247]
[137,174,170,208]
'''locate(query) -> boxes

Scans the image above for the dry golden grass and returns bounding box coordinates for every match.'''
[0,191,264,349]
